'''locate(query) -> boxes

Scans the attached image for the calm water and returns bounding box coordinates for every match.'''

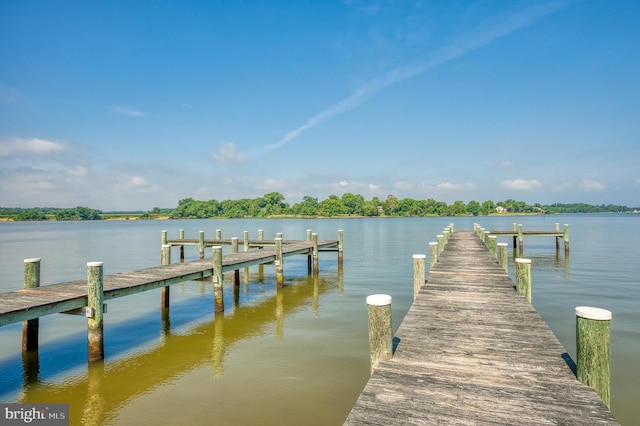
[0,215,638,425]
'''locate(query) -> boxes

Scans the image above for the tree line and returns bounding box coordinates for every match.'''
[0,193,635,221]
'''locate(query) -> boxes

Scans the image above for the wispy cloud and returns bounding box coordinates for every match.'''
[0,137,67,158]
[501,178,542,190]
[252,1,568,155]
[579,179,605,192]
[0,82,23,104]
[108,105,147,117]
[211,141,247,164]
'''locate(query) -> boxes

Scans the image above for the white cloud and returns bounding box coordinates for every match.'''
[108,105,147,117]
[368,183,381,192]
[211,142,246,164]
[257,179,287,190]
[579,179,605,192]
[126,176,147,188]
[437,182,476,191]
[500,160,512,169]
[500,179,542,190]
[339,180,349,187]
[0,137,67,158]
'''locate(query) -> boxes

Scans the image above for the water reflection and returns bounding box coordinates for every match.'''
[15,270,341,425]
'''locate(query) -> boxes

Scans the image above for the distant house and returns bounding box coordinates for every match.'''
[496,206,508,214]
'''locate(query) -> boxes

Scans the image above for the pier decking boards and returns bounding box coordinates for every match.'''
[0,239,338,327]
[346,231,617,425]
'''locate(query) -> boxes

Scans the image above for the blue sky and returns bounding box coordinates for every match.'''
[1,0,639,210]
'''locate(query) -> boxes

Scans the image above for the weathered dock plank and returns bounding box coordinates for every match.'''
[345,231,617,425]
[0,239,338,327]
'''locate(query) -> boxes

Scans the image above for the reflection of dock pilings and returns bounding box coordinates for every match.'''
[16,271,340,424]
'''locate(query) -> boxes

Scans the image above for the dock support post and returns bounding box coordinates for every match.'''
[512,223,517,249]
[515,258,532,303]
[232,237,239,286]
[161,230,167,246]
[518,224,524,255]
[497,243,508,273]
[488,235,497,258]
[437,234,444,255]
[161,244,171,312]
[212,246,224,312]
[258,230,264,279]
[338,229,344,264]
[306,229,312,273]
[22,258,41,352]
[555,223,560,251]
[243,231,249,284]
[576,306,611,408]
[216,229,222,240]
[199,231,205,259]
[87,261,104,362]
[312,233,319,274]
[413,255,426,300]
[564,224,570,254]
[275,238,284,288]
[429,242,438,268]
[367,294,392,374]
[179,229,185,263]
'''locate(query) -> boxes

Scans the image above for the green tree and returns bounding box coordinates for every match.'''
[466,200,481,216]
[317,195,347,217]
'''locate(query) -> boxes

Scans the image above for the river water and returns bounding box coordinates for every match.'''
[0,215,638,425]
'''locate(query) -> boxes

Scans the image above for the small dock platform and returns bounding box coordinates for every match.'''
[345,231,617,425]
[0,238,338,327]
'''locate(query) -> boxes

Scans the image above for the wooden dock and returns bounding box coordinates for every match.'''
[0,238,339,327]
[345,230,618,425]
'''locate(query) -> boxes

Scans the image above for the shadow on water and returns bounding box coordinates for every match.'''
[1,260,342,425]
[561,352,577,376]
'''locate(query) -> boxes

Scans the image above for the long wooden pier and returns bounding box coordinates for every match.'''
[346,230,617,425]
[0,232,340,361]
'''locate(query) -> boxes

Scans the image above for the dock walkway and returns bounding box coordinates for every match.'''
[0,239,338,327]
[346,231,617,424]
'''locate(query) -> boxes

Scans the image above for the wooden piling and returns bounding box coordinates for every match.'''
[338,229,344,264]
[307,229,312,273]
[87,261,104,362]
[515,258,532,303]
[179,229,185,263]
[413,254,426,300]
[232,237,240,286]
[161,244,171,310]
[488,235,497,258]
[212,246,224,312]
[312,233,319,274]
[161,230,167,246]
[216,229,222,240]
[564,224,570,253]
[22,258,41,352]
[518,224,524,254]
[429,242,438,269]
[258,230,264,277]
[437,234,444,255]
[199,231,205,259]
[366,294,392,375]
[576,306,611,408]
[497,243,508,273]
[275,238,284,288]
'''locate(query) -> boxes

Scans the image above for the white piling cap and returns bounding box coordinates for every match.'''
[413,254,426,259]
[429,242,438,246]
[515,258,531,264]
[366,294,392,306]
[24,258,41,263]
[576,306,612,320]
[497,243,508,247]
[87,261,103,267]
